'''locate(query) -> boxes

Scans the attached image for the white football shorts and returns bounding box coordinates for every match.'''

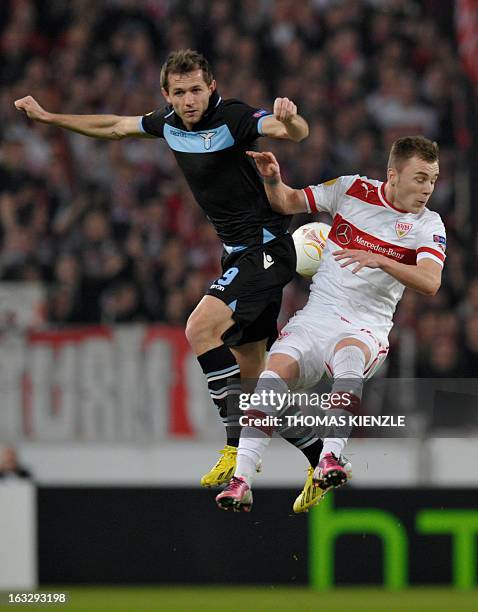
[269,302,389,389]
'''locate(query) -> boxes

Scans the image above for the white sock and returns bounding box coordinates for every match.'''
[321,345,366,461]
[331,344,366,397]
[236,441,264,486]
[234,370,288,485]
[322,437,347,459]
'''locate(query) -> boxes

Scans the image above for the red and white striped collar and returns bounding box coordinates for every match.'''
[378,182,408,214]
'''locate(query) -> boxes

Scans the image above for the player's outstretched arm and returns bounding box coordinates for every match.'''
[260,98,309,142]
[246,151,307,214]
[14,96,150,140]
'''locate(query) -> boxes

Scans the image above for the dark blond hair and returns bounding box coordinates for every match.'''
[160,49,213,92]
[388,136,439,171]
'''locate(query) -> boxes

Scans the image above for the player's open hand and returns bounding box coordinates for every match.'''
[246,151,281,179]
[14,96,48,122]
[333,249,385,274]
[273,97,297,124]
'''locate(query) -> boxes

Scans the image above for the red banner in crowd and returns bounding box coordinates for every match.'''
[0,325,218,443]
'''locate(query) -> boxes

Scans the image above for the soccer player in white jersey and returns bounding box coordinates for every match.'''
[216,135,445,513]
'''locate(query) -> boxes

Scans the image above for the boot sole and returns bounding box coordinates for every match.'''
[313,469,347,489]
[216,495,252,513]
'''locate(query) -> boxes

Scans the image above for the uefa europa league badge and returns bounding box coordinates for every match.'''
[395,220,413,239]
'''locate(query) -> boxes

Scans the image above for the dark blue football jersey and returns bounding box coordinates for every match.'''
[140,91,292,247]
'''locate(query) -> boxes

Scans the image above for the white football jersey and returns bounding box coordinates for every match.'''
[302,175,446,337]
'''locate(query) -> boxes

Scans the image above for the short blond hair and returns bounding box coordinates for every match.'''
[388,136,439,171]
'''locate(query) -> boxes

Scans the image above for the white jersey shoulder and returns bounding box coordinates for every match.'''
[302,175,358,216]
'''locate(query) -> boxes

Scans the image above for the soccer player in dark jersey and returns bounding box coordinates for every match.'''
[15,49,321,486]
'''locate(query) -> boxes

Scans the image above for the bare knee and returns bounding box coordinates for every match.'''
[185,310,217,347]
[265,353,300,384]
[185,303,233,354]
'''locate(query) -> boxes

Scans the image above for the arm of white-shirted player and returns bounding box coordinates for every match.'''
[379,257,443,296]
[380,216,445,296]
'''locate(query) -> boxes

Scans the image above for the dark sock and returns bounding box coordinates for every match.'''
[278,434,324,468]
[299,438,324,468]
[197,345,242,447]
[277,403,324,467]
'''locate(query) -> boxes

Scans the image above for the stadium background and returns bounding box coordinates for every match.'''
[1,0,478,610]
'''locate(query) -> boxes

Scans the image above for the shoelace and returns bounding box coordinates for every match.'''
[321,454,341,470]
[216,448,235,462]
[225,476,246,492]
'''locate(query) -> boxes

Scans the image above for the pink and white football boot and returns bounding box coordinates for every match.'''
[313,452,348,489]
[215,476,253,513]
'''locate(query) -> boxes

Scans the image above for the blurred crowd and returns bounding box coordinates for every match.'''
[0,0,476,377]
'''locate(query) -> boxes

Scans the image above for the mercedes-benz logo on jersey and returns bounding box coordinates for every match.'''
[199,131,216,150]
[335,223,352,245]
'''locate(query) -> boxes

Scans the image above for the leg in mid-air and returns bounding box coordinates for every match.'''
[186,295,243,487]
[313,338,370,489]
[215,352,299,512]
[187,297,282,489]
[198,337,270,488]
[232,338,335,492]
[192,234,297,488]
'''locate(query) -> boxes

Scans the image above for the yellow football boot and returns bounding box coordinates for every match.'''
[293,456,352,513]
[293,466,328,513]
[200,445,237,487]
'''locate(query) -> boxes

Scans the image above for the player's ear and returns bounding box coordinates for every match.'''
[161,87,171,104]
[209,79,217,94]
[387,166,397,185]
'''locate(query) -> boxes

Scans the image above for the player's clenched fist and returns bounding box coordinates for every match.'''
[246,151,281,179]
[14,96,49,122]
[273,97,297,124]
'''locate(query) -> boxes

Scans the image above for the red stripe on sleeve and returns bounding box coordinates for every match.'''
[416,246,445,262]
[303,186,318,213]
